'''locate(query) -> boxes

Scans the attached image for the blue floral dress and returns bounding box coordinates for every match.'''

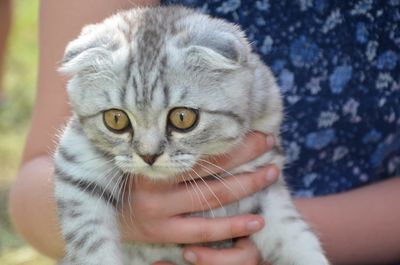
[162,0,400,197]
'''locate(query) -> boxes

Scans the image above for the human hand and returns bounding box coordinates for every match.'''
[152,238,272,265]
[119,132,279,245]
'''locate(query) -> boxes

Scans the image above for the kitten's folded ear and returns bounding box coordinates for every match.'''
[58,24,113,75]
[176,14,251,70]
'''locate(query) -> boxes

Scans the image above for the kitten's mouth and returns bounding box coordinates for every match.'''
[115,154,199,181]
[132,164,190,181]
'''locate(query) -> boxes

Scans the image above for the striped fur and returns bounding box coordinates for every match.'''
[55,6,330,265]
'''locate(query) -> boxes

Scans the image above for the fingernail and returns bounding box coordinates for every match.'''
[247,220,262,231]
[266,166,278,181]
[266,135,275,148]
[184,250,197,263]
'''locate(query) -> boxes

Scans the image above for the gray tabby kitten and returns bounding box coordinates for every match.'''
[55,6,330,265]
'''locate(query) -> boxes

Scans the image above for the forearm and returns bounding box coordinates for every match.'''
[295,178,400,265]
[9,156,65,259]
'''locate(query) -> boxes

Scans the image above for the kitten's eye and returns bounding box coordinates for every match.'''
[103,109,131,133]
[168,107,199,131]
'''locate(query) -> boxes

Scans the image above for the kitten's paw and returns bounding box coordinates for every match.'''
[297,253,330,265]
[272,252,330,265]
[58,257,123,265]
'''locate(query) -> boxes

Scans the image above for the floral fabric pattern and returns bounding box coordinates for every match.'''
[162,0,400,196]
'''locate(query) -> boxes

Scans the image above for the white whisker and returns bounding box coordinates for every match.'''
[198,158,248,195]
[188,169,216,218]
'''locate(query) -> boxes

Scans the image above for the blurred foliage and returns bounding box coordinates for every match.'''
[0,0,54,264]
[0,0,37,131]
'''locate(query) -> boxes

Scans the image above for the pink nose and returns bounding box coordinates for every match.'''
[139,154,161,166]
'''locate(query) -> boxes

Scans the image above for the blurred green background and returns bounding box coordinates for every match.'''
[0,0,54,264]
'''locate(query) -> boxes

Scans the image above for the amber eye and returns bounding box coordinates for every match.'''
[103,109,131,133]
[168,107,199,131]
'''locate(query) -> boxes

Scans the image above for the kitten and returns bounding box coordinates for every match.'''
[55,6,330,265]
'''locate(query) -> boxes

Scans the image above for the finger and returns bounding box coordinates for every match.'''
[183,238,261,265]
[233,240,272,265]
[169,165,279,214]
[152,262,175,265]
[161,215,265,244]
[181,132,275,179]
[121,165,278,223]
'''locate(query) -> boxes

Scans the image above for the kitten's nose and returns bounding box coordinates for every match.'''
[139,153,162,166]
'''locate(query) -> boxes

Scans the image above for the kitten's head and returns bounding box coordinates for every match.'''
[60,7,265,180]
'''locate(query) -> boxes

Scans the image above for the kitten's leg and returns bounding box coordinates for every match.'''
[252,182,330,265]
[236,144,330,264]
[123,244,184,265]
[54,125,124,265]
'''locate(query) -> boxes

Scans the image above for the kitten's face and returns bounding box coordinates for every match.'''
[61,7,254,180]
